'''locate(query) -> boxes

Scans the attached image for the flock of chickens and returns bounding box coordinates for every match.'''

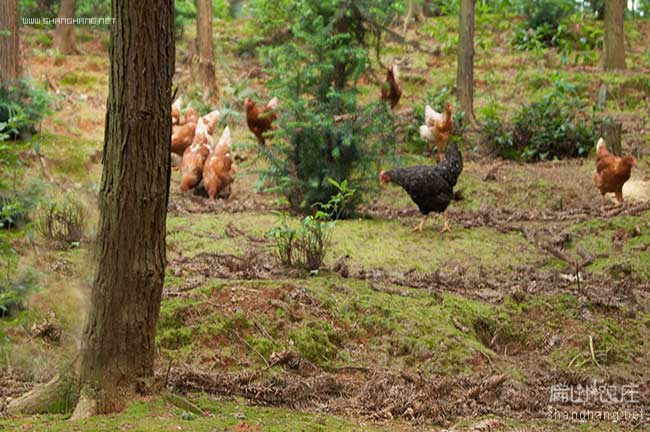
[169,95,282,199]
[168,63,637,233]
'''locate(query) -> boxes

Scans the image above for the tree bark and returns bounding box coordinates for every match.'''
[456,0,476,125]
[603,0,626,70]
[71,0,174,416]
[600,119,622,156]
[0,0,20,83]
[54,0,78,55]
[195,0,218,100]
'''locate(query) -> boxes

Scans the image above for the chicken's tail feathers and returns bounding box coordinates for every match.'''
[424,105,441,124]
[217,126,232,150]
[267,97,280,110]
[204,109,220,123]
[419,125,433,141]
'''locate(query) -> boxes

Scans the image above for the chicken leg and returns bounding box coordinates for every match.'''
[439,212,451,233]
[614,190,624,205]
[412,215,427,232]
[437,143,445,162]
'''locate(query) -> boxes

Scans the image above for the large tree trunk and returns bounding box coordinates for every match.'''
[9,0,175,418]
[603,0,626,70]
[54,0,78,55]
[0,0,20,83]
[456,0,476,125]
[195,0,218,100]
[73,0,174,416]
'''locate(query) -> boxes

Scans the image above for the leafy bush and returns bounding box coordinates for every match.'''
[268,179,354,271]
[0,194,29,230]
[258,0,399,212]
[248,0,296,37]
[0,271,37,318]
[523,0,574,30]
[482,78,599,161]
[35,198,86,247]
[513,19,602,61]
[0,79,51,139]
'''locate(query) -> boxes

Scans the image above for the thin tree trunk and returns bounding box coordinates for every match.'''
[0,0,20,83]
[195,0,218,100]
[54,0,78,55]
[603,0,626,70]
[456,0,476,125]
[71,0,174,417]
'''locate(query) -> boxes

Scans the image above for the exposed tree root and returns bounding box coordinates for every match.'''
[7,373,78,415]
[69,389,98,420]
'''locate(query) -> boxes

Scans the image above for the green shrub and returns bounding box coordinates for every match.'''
[258,0,399,212]
[268,179,354,271]
[0,271,37,318]
[523,0,575,30]
[248,0,296,36]
[0,79,51,139]
[482,78,599,162]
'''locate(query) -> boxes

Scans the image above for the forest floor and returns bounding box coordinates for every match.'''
[1,12,650,432]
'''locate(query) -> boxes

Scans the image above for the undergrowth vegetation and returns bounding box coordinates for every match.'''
[268,179,354,270]
[256,0,399,212]
[482,75,600,161]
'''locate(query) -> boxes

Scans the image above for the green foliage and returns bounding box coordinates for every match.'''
[289,320,341,363]
[258,0,399,212]
[245,336,277,359]
[175,0,197,39]
[513,18,602,64]
[0,79,51,139]
[18,0,57,18]
[0,271,37,318]
[76,0,111,18]
[268,179,355,271]
[248,0,296,36]
[481,77,599,162]
[523,0,575,30]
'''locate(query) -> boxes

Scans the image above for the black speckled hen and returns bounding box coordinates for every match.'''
[379,142,463,232]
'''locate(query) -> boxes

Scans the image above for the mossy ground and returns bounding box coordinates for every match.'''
[1,12,650,432]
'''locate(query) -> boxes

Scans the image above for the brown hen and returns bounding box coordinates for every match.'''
[245,96,279,145]
[593,137,636,209]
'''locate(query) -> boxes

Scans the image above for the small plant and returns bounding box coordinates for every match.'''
[36,199,87,247]
[267,179,355,271]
